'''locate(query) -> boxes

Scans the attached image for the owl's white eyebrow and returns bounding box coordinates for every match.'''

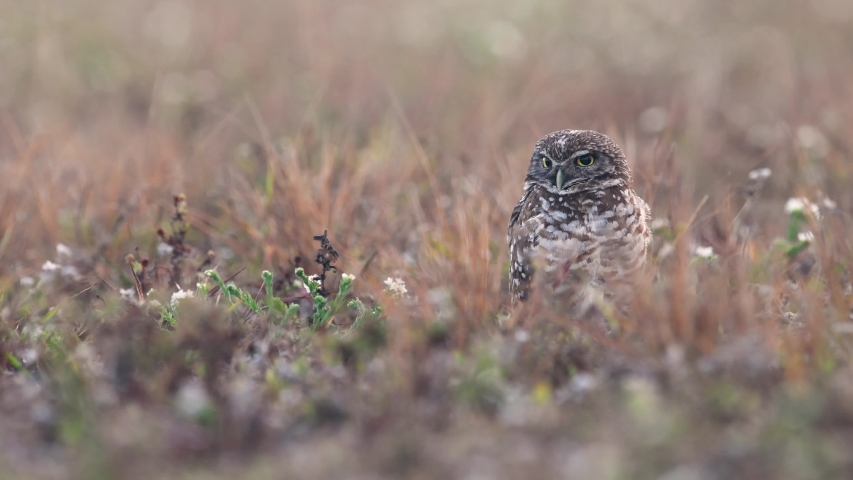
[569,150,591,159]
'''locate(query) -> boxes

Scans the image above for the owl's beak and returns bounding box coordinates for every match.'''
[555,169,565,190]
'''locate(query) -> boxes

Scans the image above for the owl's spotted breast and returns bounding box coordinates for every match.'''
[507,129,651,302]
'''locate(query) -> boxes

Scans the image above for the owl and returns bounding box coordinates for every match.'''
[507,129,651,302]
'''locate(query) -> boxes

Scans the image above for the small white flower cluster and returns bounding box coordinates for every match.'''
[341,273,356,282]
[119,287,142,305]
[157,242,174,257]
[118,284,194,308]
[784,197,819,216]
[748,167,772,181]
[303,275,322,293]
[797,231,815,243]
[694,245,716,259]
[384,277,408,298]
[784,195,839,221]
[170,285,195,306]
[56,243,73,258]
[35,244,81,285]
[41,260,61,273]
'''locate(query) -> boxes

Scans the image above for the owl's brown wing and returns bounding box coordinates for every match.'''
[508,190,541,301]
[507,186,536,240]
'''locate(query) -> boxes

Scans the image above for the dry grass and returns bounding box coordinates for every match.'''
[2,0,853,478]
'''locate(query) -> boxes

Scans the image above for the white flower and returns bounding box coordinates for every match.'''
[748,167,772,181]
[157,242,174,257]
[19,276,35,287]
[821,197,837,210]
[40,260,61,283]
[170,286,195,306]
[56,243,73,258]
[119,287,146,306]
[798,231,815,242]
[384,277,408,297]
[303,275,321,293]
[341,273,356,282]
[785,197,805,213]
[41,260,61,272]
[119,288,137,301]
[785,197,819,216]
[694,246,715,259]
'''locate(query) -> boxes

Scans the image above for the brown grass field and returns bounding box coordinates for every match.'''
[2,0,853,478]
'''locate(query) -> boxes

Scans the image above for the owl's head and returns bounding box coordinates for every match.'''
[524,130,632,193]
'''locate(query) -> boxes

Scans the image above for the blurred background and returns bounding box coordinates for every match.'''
[2,0,852,262]
[2,1,853,478]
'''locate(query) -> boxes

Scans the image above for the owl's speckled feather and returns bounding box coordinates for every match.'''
[508,129,651,301]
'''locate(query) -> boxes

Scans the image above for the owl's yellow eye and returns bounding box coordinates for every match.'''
[575,154,595,167]
[542,157,552,169]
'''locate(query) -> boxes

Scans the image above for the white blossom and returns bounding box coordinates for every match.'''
[119,287,145,306]
[56,243,73,258]
[341,273,356,282]
[748,167,772,181]
[384,277,408,297]
[303,275,321,293]
[39,261,61,283]
[157,242,174,257]
[19,276,35,287]
[41,260,61,272]
[785,197,819,216]
[119,288,137,301]
[694,246,715,259]
[798,231,815,242]
[170,286,195,306]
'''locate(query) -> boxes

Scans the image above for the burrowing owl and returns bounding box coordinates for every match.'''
[508,130,651,301]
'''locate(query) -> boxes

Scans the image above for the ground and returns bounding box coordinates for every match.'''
[2,0,853,479]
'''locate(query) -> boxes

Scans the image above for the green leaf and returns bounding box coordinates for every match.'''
[262,270,274,299]
[5,352,23,371]
[43,306,61,322]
